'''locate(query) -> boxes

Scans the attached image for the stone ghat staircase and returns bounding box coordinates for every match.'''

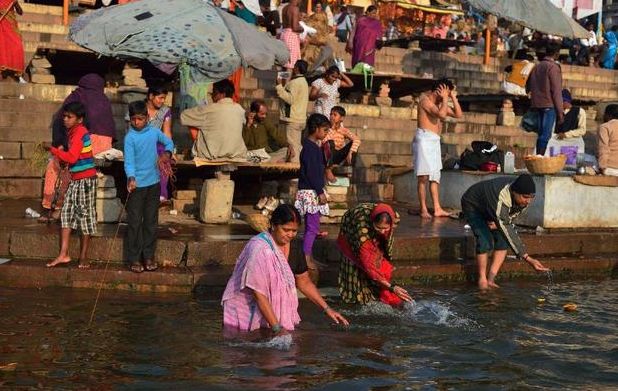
[0,83,126,198]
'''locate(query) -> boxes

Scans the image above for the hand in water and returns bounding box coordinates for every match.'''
[528,257,550,272]
[394,286,413,302]
[325,307,350,327]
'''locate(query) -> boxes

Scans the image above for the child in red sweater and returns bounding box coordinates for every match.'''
[46,102,98,268]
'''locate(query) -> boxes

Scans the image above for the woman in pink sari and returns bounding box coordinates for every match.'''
[222,204,349,335]
[347,5,383,67]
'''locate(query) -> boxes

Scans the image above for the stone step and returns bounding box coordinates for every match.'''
[0,178,42,197]
[0,83,123,103]
[17,21,68,35]
[358,140,411,155]
[354,127,414,143]
[354,153,411,168]
[0,160,45,178]
[17,11,64,26]
[20,3,64,16]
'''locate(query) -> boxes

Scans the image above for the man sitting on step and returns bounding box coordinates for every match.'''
[242,100,294,163]
[180,79,247,162]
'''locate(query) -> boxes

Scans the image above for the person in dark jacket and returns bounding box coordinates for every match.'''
[461,174,550,290]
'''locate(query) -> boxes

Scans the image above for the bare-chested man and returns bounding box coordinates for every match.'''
[413,78,463,219]
[280,0,304,70]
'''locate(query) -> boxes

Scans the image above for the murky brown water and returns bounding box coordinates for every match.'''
[1,278,616,390]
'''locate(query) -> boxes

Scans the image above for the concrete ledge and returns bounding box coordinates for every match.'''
[394,171,618,228]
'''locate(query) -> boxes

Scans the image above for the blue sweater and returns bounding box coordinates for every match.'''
[298,138,325,195]
[124,125,174,188]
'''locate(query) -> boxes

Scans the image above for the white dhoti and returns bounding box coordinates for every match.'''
[413,128,442,183]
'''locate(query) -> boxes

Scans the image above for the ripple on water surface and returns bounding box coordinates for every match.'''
[0,279,616,390]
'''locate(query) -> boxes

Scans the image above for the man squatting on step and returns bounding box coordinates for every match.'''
[460,174,550,290]
[413,78,463,219]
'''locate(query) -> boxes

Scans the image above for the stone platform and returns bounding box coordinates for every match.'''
[0,199,617,298]
[393,170,618,229]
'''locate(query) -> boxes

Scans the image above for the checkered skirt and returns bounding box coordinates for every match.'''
[61,177,98,235]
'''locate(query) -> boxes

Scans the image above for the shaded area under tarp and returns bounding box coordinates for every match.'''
[340,73,436,99]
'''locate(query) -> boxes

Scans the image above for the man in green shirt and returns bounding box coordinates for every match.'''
[243,100,294,162]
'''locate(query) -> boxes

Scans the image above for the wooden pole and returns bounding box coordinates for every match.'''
[63,0,69,26]
[483,27,491,65]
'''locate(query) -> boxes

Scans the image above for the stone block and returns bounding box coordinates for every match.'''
[328,209,347,217]
[341,103,381,117]
[173,198,196,215]
[31,57,52,68]
[97,175,115,188]
[0,178,41,197]
[173,190,199,200]
[325,185,348,195]
[97,187,117,199]
[199,178,234,223]
[328,193,348,203]
[31,74,56,84]
[122,68,142,78]
[0,142,22,159]
[96,197,123,223]
[497,111,516,126]
[380,107,412,120]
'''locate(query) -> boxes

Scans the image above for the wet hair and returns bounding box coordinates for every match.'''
[147,84,168,97]
[372,212,393,225]
[604,104,618,121]
[306,113,330,135]
[63,101,86,120]
[612,25,618,32]
[270,204,301,226]
[324,65,341,77]
[331,105,346,117]
[128,100,148,117]
[431,77,454,91]
[213,79,235,97]
[250,99,265,113]
[294,59,308,75]
[366,5,377,14]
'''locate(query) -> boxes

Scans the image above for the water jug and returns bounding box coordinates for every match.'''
[504,151,515,174]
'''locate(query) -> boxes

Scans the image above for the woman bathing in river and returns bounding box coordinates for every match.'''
[337,203,413,306]
[222,205,348,335]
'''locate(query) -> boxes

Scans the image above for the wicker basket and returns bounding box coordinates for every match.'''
[524,155,567,175]
[245,213,270,233]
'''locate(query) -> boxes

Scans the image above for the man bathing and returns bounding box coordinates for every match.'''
[413,78,463,219]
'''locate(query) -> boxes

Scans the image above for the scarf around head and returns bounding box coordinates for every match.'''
[339,202,396,261]
[65,73,116,139]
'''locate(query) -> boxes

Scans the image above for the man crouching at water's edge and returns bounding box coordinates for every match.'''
[461,174,550,290]
[221,205,349,336]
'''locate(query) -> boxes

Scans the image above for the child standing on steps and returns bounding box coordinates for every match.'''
[46,102,98,269]
[295,113,330,272]
[124,101,174,273]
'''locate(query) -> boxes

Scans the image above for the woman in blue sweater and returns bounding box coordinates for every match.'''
[294,113,330,272]
[124,100,174,273]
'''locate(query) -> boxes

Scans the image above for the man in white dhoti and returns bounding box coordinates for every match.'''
[413,78,463,219]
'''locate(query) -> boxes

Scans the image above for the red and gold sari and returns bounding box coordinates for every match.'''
[0,0,24,74]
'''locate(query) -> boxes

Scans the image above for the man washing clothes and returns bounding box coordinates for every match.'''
[413,78,463,219]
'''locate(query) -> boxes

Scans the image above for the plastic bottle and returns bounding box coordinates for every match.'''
[25,208,40,218]
[504,151,515,174]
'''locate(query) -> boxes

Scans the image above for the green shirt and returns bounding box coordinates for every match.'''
[242,120,288,153]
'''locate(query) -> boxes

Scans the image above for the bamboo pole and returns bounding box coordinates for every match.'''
[63,0,69,26]
[483,27,491,65]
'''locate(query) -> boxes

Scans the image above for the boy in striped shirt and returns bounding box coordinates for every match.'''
[323,105,361,183]
[46,102,98,269]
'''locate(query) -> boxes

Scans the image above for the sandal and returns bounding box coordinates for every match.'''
[143,259,158,272]
[129,262,144,273]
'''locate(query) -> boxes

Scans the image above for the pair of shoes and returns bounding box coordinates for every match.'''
[264,196,279,212]
[129,262,144,273]
[255,196,268,210]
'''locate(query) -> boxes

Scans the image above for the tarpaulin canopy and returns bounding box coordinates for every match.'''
[69,0,288,82]
[465,0,590,39]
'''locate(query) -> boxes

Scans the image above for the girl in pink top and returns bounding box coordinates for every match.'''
[222,205,349,335]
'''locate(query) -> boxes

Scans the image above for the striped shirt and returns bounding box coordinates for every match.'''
[50,124,96,180]
[324,125,361,153]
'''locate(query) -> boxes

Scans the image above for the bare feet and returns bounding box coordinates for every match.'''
[487,280,500,289]
[420,210,432,219]
[478,278,489,290]
[325,170,337,184]
[433,208,451,218]
[77,260,90,269]
[46,256,71,268]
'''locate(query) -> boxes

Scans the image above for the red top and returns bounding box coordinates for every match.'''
[50,124,97,180]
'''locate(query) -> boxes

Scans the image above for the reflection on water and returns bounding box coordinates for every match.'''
[0,279,616,390]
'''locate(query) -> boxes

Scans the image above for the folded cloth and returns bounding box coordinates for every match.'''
[247,148,271,163]
[94,148,124,161]
[412,128,442,183]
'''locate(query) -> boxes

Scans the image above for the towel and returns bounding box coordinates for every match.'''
[412,128,442,183]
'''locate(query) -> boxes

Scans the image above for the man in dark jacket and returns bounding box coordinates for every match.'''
[461,174,550,290]
[526,42,564,156]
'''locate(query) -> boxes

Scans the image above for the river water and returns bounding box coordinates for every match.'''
[1,278,616,390]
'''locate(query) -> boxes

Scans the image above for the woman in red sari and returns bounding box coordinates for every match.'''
[337,203,413,306]
[346,5,383,67]
[0,0,24,80]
